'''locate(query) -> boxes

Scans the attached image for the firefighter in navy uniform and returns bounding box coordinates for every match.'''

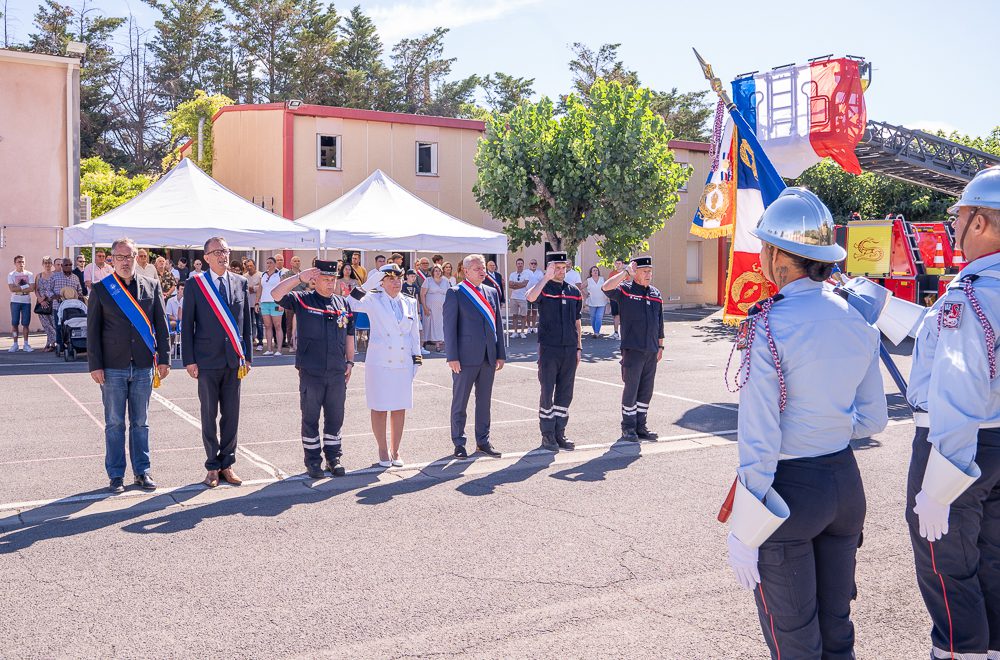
[525,251,583,451]
[270,260,355,479]
[602,257,664,442]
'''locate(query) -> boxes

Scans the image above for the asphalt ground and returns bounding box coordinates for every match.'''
[0,308,930,658]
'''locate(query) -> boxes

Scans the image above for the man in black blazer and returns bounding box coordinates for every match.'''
[88,237,170,493]
[182,236,253,488]
[443,254,505,459]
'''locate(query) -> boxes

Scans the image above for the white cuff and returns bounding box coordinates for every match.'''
[922,445,980,505]
[729,479,790,548]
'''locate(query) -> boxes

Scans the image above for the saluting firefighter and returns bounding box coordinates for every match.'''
[269,260,355,479]
[601,257,664,442]
[724,188,888,660]
[905,166,1000,660]
[525,251,582,451]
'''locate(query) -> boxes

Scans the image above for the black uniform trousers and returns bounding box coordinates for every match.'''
[754,447,865,660]
[620,348,657,433]
[451,360,495,448]
[197,367,241,471]
[538,344,577,436]
[906,427,1000,658]
[299,370,346,468]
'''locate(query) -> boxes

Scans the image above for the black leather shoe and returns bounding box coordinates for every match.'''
[477,443,502,458]
[325,458,346,477]
[556,437,576,451]
[636,428,658,440]
[540,435,559,452]
[134,473,157,491]
[454,446,468,459]
[108,477,125,493]
[618,432,640,443]
[306,465,326,479]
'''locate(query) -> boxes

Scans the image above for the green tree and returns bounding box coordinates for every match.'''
[224,0,299,102]
[481,72,535,114]
[941,127,1000,158]
[332,5,393,110]
[650,88,713,141]
[161,90,234,173]
[474,80,689,262]
[80,156,155,217]
[143,0,228,109]
[390,27,476,116]
[567,42,640,99]
[284,0,342,104]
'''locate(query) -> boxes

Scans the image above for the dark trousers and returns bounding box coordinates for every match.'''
[538,344,578,436]
[620,348,657,433]
[753,447,865,660]
[251,307,264,346]
[197,367,241,471]
[451,360,496,447]
[906,427,1000,658]
[299,370,346,467]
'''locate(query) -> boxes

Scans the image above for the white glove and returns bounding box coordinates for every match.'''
[727,532,760,591]
[914,490,950,541]
[362,270,386,291]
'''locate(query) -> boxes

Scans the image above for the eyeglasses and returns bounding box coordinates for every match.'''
[206,249,231,257]
[111,253,136,262]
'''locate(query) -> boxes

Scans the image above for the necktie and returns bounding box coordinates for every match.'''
[217,276,229,305]
[391,297,403,321]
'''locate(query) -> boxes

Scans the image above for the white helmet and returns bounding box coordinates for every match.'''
[751,187,846,263]
[948,166,1000,215]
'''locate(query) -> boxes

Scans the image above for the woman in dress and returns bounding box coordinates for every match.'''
[583,266,607,337]
[35,256,57,351]
[339,263,360,296]
[347,264,422,468]
[442,261,456,286]
[420,264,449,352]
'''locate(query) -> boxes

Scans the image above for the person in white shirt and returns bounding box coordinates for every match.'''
[83,250,114,288]
[165,281,184,358]
[582,266,608,337]
[508,257,531,338]
[7,255,35,352]
[258,256,285,355]
[526,258,543,333]
[134,249,158,279]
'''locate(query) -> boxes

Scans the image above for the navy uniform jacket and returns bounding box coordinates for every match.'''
[181,271,253,370]
[486,270,505,304]
[279,290,354,376]
[443,283,506,366]
[537,280,582,347]
[604,281,665,352]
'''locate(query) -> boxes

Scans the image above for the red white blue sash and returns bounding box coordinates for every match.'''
[192,272,248,376]
[458,281,497,338]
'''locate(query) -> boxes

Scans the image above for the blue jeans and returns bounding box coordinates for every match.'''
[10,302,30,328]
[589,305,604,335]
[101,365,153,479]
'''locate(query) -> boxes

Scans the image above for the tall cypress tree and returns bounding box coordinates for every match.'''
[143,0,227,109]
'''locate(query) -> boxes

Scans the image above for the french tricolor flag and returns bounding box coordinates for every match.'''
[732,58,867,178]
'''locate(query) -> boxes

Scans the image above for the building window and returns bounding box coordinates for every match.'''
[686,241,703,283]
[677,162,689,192]
[317,134,341,170]
[416,142,438,176]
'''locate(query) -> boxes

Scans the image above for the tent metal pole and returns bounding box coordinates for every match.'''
[502,252,510,348]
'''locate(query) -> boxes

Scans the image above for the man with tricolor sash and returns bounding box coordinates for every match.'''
[443,253,505,459]
[87,237,170,493]
[182,236,253,489]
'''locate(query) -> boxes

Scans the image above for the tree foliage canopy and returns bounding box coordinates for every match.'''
[162,90,234,173]
[474,80,689,264]
[80,156,154,217]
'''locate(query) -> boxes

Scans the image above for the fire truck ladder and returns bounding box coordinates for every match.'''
[854,121,1000,196]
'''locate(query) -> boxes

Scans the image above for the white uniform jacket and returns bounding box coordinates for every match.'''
[349,290,422,369]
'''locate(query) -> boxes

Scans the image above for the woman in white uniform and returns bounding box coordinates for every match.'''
[348,264,423,467]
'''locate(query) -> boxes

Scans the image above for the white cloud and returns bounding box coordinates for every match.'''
[369,0,540,45]
[904,120,964,136]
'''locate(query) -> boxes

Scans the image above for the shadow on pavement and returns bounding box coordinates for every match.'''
[674,403,739,435]
[549,443,642,483]
[354,455,472,505]
[456,451,556,496]
[690,317,737,344]
[887,393,913,421]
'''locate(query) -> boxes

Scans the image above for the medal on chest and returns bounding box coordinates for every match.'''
[736,319,751,351]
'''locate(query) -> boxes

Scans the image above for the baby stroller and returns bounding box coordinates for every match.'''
[56,297,88,362]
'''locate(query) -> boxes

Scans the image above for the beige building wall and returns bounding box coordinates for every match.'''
[0,49,80,331]
[212,108,285,214]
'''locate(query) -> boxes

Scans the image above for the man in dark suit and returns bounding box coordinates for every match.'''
[443,254,505,459]
[88,237,170,493]
[182,236,253,488]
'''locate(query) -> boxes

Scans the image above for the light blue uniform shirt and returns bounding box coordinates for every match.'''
[911,252,1000,472]
[737,278,888,500]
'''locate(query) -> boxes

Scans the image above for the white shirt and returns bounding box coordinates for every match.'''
[260,270,283,303]
[83,263,113,285]
[527,267,543,287]
[509,269,531,300]
[7,270,34,303]
[585,276,608,307]
[135,263,158,279]
[165,296,182,322]
[565,269,582,287]
[170,268,180,280]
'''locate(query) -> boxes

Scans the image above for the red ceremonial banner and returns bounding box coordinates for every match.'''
[808,58,867,175]
[723,251,777,321]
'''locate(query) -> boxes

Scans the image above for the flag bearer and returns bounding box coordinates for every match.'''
[525,251,582,451]
[724,188,887,659]
[602,257,664,441]
[270,260,355,479]
[906,166,1000,660]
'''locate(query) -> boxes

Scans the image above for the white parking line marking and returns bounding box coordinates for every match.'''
[150,391,289,480]
[241,418,539,447]
[503,363,740,412]
[48,374,104,430]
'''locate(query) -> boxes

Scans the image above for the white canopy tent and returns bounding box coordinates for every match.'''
[295,169,508,254]
[63,158,318,250]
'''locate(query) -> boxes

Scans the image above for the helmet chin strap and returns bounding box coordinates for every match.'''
[957,207,978,256]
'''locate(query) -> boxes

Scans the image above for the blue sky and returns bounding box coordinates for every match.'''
[5,0,997,137]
